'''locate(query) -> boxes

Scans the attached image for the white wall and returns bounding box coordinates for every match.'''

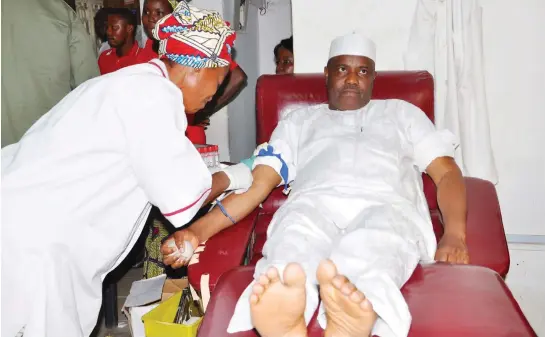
[257,0,293,76]
[479,0,545,237]
[292,0,418,73]
[292,0,544,334]
[224,0,293,161]
[506,243,545,334]
[225,2,260,162]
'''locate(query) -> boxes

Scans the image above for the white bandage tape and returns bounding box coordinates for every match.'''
[167,240,195,261]
[222,163,253,191]
[181,240,195,260]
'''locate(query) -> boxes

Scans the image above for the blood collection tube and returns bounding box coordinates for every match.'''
[206,146,213,168]
[204,146,211,167]
[214,145,219,167]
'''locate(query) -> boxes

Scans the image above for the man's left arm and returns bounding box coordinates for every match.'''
[426,157,470,264]
[402,101,469,264]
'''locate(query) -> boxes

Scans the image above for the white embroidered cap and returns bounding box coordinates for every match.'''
[329,33,376,62]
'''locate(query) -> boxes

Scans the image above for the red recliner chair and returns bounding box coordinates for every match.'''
[189,72,536,337]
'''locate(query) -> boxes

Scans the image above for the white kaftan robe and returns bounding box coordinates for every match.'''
[227,100,458,337]
[1,60,211,337]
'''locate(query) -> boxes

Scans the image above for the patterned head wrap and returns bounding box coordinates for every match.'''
[153,1,236,68]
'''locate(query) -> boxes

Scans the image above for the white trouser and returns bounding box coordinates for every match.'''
[227,202,421,337]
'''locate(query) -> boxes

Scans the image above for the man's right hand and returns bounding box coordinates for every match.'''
[161,229,200,269]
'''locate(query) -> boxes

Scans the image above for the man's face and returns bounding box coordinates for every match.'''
[106,15,133,48]
[325,55,376,111]
[142,0,173,39]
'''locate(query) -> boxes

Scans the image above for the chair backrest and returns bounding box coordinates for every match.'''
[256,71,435,144]
[254,71,439,214]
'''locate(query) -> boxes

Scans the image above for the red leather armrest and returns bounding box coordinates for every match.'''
[463,177,510,277]
[188,209,259,292]
[197,266,256,337]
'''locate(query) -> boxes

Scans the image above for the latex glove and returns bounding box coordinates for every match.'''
[240,155,256,170]
[208,166,222,174]
[161,229,200,269]
[222,162,253,193]
[209,163,229,175]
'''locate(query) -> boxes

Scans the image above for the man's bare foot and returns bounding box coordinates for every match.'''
[250,263,308,337]
[317,259,377,337]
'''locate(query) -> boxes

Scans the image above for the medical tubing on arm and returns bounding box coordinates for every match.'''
[257,145,290,193]
[216,199,237,224]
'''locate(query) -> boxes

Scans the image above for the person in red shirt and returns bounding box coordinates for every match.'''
[139,0,248,130]
[98,8,142,75]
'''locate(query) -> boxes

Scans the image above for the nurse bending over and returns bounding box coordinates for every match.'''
[162,34,470,337]
[1,2,253,337]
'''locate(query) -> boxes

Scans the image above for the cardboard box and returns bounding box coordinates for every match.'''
[161,278,188,302]
[122,275,191,337]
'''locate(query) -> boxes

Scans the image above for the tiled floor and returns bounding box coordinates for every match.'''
[91,268,142,337]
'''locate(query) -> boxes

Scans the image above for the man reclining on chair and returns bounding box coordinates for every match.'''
[161,33,469,337]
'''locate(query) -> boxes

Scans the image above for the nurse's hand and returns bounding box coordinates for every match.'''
[161,229,200,269]
[435,233,470,264]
